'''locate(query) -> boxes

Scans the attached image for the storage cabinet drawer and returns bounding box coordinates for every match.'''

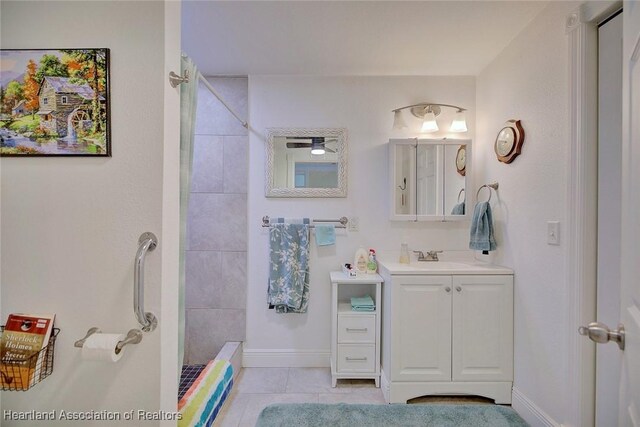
[337,315,376,343]
[337,344,375,373]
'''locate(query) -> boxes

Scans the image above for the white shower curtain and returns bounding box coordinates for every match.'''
[179,54,198,370]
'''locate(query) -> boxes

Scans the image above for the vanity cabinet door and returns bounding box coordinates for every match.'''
[451,275,513,382]
[391,275,452,382]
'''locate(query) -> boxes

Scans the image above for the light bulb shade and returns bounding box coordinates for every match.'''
[450,111,468,132]
[392,110,408,130]
[421,111,439,133]
[310,141,325,155]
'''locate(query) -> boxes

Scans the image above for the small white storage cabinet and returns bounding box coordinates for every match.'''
[379,265,514,404]
[330,272,383,387]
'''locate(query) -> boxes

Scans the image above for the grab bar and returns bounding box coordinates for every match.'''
[134,232,158,332]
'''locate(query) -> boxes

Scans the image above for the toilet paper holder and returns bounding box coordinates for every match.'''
[74,327,143,354]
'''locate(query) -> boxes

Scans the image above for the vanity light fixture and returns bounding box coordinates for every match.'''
[310,140,326,156]
[392,110,408,130]
[391,103,468,133]
[450,110,468,133]
[421,108,439,133]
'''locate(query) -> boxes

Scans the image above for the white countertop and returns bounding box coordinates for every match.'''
[378,260,513,275]
[330,271,384,283]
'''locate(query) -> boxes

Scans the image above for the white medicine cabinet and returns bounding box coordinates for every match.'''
[389,138,471,221]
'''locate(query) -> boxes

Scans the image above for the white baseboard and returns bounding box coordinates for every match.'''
[242,348,330,368]
[512,387,560,427]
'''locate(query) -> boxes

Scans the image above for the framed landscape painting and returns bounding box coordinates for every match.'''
[0,48,110,157]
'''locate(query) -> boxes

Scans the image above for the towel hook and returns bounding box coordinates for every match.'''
[457,188,465,204]
[476,182,499,203]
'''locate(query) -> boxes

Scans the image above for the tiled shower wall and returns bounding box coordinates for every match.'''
[185,77,248,364]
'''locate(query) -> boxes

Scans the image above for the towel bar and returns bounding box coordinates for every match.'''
[261,216,348,229]
[476,182,499,202]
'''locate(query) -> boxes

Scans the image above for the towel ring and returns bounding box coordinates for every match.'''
[457,189,465,204]
[476,182,499,203]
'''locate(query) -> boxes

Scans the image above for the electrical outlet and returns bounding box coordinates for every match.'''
[348,216,359,232]
[547,221,560,245]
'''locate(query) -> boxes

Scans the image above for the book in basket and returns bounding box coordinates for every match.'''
[0,313,55,390]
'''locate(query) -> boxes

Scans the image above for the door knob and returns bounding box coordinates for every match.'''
[445,287,451,293]
[578,322,625,350]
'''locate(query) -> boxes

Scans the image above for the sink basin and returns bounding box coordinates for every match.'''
[378,260,513,275]
[409,262,476,270]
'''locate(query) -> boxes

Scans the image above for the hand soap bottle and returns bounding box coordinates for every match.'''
[399,243,410,264]
[354,247,368,275]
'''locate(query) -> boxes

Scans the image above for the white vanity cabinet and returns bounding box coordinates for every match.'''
[379,263,513,404]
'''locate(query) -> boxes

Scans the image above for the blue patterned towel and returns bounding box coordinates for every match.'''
[267,220,310,313]
[469,202,496,253]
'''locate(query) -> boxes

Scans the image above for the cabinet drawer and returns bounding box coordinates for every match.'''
[337,344,375,373]
[337,315,376,343]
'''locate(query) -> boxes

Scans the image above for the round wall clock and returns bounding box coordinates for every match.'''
[494,119,525,164]
[456,145,466,176]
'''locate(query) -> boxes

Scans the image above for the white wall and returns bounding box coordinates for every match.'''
[246,75,474,365]
[1,2,173,425]
[475,2,579,425]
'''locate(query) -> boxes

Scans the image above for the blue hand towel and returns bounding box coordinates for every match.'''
[351,295,375,311]
[469,201,496,253]
[451,201,465,215]
[314,224,336,247]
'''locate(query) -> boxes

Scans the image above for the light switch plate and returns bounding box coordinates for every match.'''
[547,221,560,245]
[348,216,359,232]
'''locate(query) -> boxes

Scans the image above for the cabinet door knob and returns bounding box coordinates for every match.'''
[445,286,451,293]
[456,286,462,292]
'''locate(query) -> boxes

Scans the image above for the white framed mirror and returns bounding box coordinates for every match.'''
[389,138,471,221]
[266,128,348,198]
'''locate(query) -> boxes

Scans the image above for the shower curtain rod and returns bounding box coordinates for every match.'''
[197,73,249,129]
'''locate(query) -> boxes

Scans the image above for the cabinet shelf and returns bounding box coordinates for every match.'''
[338,302,377,314]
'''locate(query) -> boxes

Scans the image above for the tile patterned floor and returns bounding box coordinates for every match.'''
[213,367,493,427]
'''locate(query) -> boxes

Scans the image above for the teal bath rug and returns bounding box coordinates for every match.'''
[256,403,529,427]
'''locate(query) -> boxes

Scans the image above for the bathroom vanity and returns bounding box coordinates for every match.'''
[378,260,514,404]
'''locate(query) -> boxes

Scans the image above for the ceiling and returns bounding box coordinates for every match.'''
[182,1,548,76]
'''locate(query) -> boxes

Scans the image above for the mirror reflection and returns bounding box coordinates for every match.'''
[390,139,470,220]
[444,145,467,215]
[416,144,443,216]
[266,128,347,198]
[273,136,339,189]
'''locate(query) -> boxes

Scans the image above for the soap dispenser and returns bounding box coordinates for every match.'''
[399,243,410,264]
[366,249,378,274]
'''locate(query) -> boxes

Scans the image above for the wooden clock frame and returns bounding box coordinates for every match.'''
[495,119,525,164]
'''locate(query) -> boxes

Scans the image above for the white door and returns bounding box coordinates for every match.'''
[451,275,513,382]
[619,2,640,424]
[391,275,452,382]
[596,10,623,426]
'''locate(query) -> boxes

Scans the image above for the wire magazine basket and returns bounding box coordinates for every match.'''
[0,327,60,391]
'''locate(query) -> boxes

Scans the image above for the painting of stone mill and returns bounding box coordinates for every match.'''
[0,49,110,156]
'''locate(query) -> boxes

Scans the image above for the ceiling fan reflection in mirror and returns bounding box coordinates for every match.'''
[286,137,337,155]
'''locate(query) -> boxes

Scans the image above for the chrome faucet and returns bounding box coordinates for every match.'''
[413,250,443,262]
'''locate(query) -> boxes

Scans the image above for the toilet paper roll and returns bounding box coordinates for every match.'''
[81,333,126,362]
